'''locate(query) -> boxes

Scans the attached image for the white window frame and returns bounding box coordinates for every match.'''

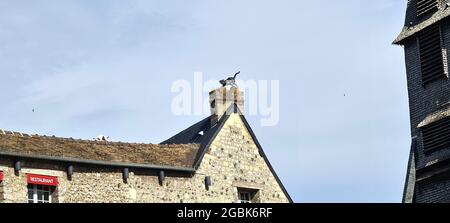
[27,184,54,203]
[238,191,252,203]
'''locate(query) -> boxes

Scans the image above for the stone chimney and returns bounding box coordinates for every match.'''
[209,86,244,124]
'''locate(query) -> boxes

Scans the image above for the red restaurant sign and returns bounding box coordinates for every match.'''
[27,174,58,186]
[0,171,3,181]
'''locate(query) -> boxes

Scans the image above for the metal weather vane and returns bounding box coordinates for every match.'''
[219,71,240,87]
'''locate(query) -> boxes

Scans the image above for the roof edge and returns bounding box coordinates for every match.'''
[0,150,196,173]
[416,154,450,181]
[394,10,450,45]
[192,104,294,203]
[417,106,450,128]
[0,128,191,147]
[402,136,417,203]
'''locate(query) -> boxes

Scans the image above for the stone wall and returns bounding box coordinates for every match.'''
[0,113,289,203]
[198,114,289,203]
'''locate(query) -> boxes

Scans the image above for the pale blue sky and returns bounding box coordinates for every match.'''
[0,0,409,202]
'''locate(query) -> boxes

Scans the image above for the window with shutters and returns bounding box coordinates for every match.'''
[418,24,447,86]
[417,0,439,18]
[421,116,450,152]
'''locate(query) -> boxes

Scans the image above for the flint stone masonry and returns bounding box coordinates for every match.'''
[0,113,289,203]
[209,86,245,125]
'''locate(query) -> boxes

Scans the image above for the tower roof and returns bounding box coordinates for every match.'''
[393,0,450,45]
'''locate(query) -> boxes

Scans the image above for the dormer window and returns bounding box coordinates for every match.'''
[418,24,447,86]
[417,0,439,18]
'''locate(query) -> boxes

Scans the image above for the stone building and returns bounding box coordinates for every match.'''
[394,0,450,203]
[0,85,291,203]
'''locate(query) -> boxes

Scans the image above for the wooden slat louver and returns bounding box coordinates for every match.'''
[422,116,450,152]
[418,24,445,85]
[417,0,439,18]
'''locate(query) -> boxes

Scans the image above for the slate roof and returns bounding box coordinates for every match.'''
[417,106,450,127]
[0,130,199,169]
[394,10,450,44]
[162,116,216,145]
[394,1,450,45]
[161,115,222,168]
